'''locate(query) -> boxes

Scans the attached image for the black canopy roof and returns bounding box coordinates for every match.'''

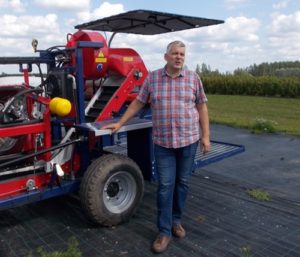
[75,10,224,35]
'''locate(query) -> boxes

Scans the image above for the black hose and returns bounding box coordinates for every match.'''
[0,138,82,169]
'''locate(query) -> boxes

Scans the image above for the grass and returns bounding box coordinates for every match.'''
[246,189,271,201]
[28,237,82,257]
[207,94,300,136]
[240,246,253,257]
[251,118,277,134]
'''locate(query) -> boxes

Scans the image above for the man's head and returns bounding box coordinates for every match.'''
[164,41,186,73]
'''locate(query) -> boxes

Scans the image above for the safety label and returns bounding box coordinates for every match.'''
[95,51,107,63]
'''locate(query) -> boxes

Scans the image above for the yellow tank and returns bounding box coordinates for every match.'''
[49,97,72,117]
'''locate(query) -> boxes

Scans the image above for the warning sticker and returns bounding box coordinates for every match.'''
[95,51,107,63]
[123,57,133,62]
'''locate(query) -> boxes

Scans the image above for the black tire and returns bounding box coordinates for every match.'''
[80,154,144,226]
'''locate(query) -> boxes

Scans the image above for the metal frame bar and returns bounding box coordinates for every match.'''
[74,41,103,123]
[0,180,81,210]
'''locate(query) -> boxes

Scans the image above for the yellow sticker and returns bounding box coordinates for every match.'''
[95,51,107,63]
[96,57,107,63]
[98,51,104,58]
[123,57,133,62]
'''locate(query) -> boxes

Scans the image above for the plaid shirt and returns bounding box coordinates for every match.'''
[137,67,207,148]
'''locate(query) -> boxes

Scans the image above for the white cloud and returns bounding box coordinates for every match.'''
[76,1,125,23]
[0,0,25,13]
[177,16,260,44]
[186,16,261,71]
[0,13,62,54]
[269,11,300,35]
[34,0,90,11]
[0,14,60,37]
[223,16,260,41]
[224,0,248,10]
[267,11,300,60]
[272,0,290,10]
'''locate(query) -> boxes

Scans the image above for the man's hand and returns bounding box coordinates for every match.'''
[201,136,210,154]
[102,122,122,134]
[101,99,145,134]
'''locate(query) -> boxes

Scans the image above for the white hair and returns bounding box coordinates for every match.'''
[166,41,185,54]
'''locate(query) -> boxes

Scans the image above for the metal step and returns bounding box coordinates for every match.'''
[85,85,119,121]
[93,101,106,109]
[88,108,103,117]
[102,86,119,94]
[98,94,112,101]
[85,116,96,123]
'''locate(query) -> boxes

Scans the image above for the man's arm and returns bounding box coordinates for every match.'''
[102,99,146,133]
[196,102,210,153]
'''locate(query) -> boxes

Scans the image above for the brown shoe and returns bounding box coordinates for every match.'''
[152,235,171,253]
[172,223,186,238]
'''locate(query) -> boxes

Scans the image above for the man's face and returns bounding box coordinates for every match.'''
[164,45,185,71]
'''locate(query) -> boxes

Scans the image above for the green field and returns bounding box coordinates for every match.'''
[207,94,300,136]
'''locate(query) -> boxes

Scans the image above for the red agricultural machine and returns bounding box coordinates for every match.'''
[0,10,243,226]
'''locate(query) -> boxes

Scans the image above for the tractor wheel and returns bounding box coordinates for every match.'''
[80,154,144,226]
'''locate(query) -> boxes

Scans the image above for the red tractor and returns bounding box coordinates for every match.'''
[0,10,243,226]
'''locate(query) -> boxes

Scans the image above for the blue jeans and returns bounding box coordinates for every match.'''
[154,141,198,236]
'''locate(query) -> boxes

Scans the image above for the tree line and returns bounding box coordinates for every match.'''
[196,61,300,98]
[196,61,300,77]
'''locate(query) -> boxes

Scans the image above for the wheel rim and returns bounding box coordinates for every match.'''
[103,171,137,214]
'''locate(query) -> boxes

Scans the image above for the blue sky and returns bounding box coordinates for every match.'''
[0,0,299,73]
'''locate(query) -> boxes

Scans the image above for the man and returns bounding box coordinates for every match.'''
[103,40,210,253]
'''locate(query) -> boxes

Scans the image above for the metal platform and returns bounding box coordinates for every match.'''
[104,140,244,167]
[77,117,244,180]
[194,140,245,169]
[76,117,152,136]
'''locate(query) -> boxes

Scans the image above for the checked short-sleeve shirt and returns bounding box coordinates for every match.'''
[137,67,207,149]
